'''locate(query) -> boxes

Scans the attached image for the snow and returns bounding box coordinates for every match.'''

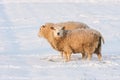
[0,0,120,80]
[1,0,120,4]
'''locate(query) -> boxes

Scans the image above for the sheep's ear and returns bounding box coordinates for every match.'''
[62,26,65,30]
[42,25,45,28]
[50,27,55,30]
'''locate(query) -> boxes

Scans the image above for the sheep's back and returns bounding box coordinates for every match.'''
[55,21,89,30]
[65,29,99,48]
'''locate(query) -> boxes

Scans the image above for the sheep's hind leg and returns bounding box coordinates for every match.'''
[82,53,86,60]
[97,52,102,61]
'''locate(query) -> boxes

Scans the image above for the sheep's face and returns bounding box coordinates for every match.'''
[38,23,54,38]
[51,26,65,38]
[38,25,46,37]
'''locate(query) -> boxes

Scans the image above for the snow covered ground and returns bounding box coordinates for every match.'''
[0,0,120,80]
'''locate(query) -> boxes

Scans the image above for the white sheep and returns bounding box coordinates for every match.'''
[53,22,104,58]
[38,21,104,61]
[50,26,104,62]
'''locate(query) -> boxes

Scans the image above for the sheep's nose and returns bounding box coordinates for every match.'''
[57,32,60,35]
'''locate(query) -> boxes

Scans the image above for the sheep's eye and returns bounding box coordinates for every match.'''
[50,27,55,30]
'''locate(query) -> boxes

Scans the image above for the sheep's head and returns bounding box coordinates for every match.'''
[38,23,54,38]
[50,26,65,38]
[38,25,46,37]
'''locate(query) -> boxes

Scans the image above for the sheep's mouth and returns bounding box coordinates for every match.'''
[38,32,43,38]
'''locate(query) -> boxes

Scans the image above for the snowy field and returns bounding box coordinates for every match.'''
[0,0,120,80]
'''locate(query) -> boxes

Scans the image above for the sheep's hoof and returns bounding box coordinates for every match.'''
[87,58,91,61]
[63,59,69,62]
[98,58,102,61]
[82,58,86,61]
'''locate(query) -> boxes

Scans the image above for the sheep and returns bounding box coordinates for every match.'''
[53,22,104,58]
[38,23,56,49]
[38,21,104,61]
[54,21,89,30]
[50,26,104,62]
[38,21,89,57]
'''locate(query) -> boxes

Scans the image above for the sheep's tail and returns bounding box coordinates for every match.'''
[94,33,104,54]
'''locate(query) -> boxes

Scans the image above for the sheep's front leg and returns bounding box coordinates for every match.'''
[63,52,68,62]
[97,52,102,61]
[67,52,72,61]
[87,53,92,60]
[63,51,71,62]
[60,52,63,58]
[82,53,86,60]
